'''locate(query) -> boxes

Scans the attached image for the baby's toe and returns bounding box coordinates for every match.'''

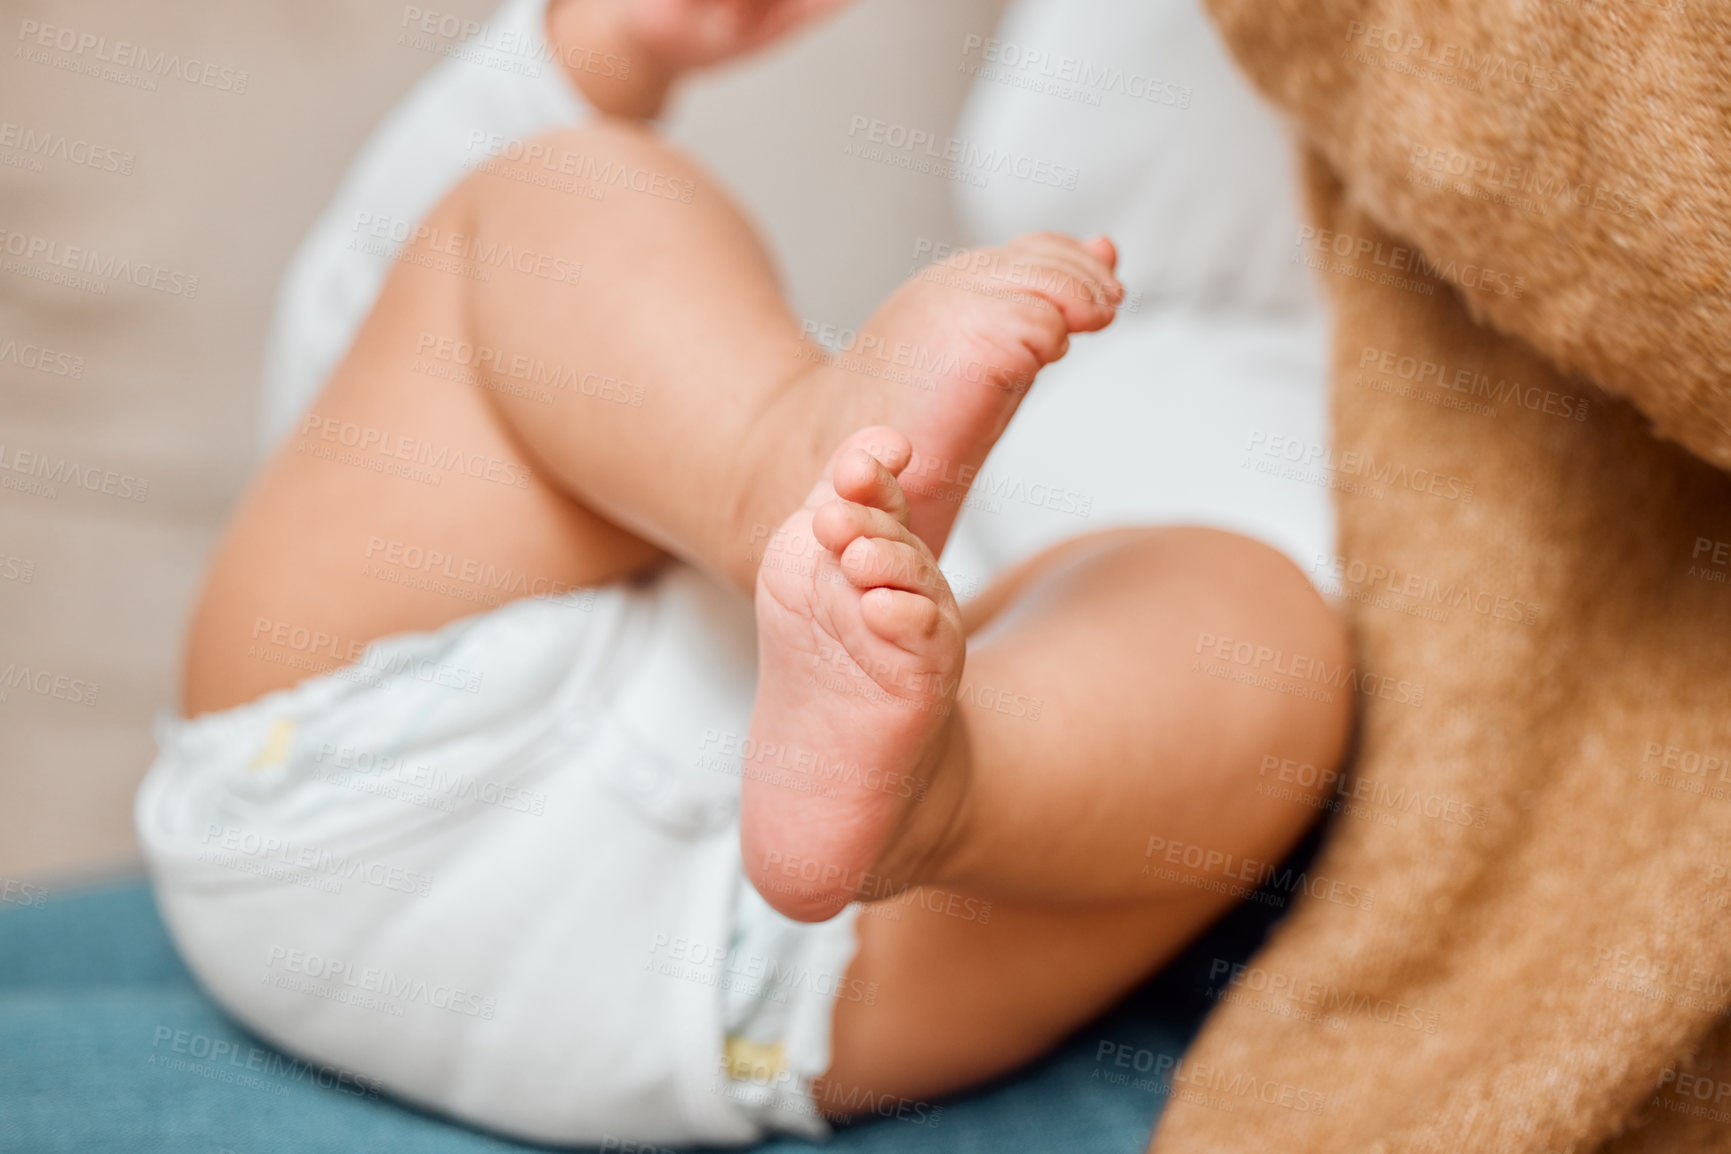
[860,587,942,649]
[813,498,912,557]
[1001,234,1122,333]
[830,426,912,479]
[831,448,912,523]
[1083,235,1119,271]
[838,536,943,596]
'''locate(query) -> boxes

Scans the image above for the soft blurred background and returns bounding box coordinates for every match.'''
[0,0,1006,883]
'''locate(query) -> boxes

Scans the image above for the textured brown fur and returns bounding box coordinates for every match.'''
[1151,2,1731,1149]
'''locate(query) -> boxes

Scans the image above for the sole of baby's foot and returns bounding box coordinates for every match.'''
[742,427,966,923]
[825,233,1122,556]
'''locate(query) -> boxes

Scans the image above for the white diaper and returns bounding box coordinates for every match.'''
[134,564,859,1147]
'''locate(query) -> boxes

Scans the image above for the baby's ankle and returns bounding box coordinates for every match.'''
[862,717,974,899]
[724,372,883,592]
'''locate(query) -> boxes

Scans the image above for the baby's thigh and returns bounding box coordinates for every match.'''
[948,526,1352,901]
[182,195,657,716]
[457,122,810,512]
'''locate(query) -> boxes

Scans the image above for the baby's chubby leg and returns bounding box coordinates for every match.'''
[177,100,1352,1124]
[183,120,1116,713]
[186,126,712,713]
[731,416,1350,1109]
[460,122,1121,592]
[810,525,1354,1111]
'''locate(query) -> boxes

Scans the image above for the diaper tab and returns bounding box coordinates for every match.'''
[723,1037,788,1083]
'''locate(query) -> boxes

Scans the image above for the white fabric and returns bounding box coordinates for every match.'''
[137,566,856,1146]
[940,0,1333,587]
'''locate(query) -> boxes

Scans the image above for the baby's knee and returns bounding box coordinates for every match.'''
[450,121,764,276]
[457,121,705,216]
[1173,528,1356,758]
[1183,528,1347,647]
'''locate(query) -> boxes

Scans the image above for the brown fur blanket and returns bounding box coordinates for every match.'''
[1150,1,1731,1149]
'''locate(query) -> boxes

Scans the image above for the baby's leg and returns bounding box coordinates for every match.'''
[185,122,796,713]
[458,124,1119,591]
[737,438,1350,1106]
[185,120,1116,714]
[822,527,1352,1108]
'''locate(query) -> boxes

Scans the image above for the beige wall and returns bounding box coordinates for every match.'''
[0,0,1003,882]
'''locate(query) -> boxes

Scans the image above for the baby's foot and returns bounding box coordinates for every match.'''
[742,428,965,922]
[828,233,1121,556]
